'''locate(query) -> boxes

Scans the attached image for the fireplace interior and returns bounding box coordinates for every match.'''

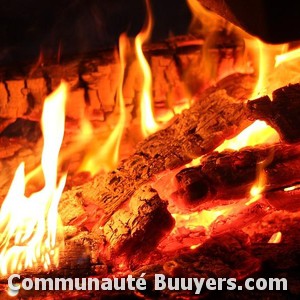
[0,0,300,299]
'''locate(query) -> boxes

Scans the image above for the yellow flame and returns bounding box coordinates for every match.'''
[0,82,67,275]
[135,0,159,137]
[216,120,279,152]
[186,0,223,34]
[249,40,287,99]
[275,47,300,67]
[246,148,274,205]
[190,243,201,250]
[284,184,300,192]
[268,231,282,244]
[80,35,127,176]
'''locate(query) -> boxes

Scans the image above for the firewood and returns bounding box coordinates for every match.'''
[172,143,300,209]
[99,184,175,261]
[247,83,300,143]
[79,73,255,225]
[0,38,207,123]
[59,181,174,261]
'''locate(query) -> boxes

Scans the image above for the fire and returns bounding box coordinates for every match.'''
[0,83,67,275]
[186,0,223,34]
[172,209,225,233]
[268,232,282,244]
[249,41,287,99]
[246,158,268,205]
[79,34,127,176]
[275,47,300,67]
[135,0,159,137]
[216,120,279,152]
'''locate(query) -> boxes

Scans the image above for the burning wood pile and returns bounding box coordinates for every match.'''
[0,0,300,299]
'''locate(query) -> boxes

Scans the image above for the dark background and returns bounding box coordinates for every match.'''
[0,0,191,67]
[2,0,300,68]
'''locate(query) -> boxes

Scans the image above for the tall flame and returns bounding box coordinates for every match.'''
[80,35,127,176]
[135,0,159,137]
[250,41,287,99]
[0,83,67,275]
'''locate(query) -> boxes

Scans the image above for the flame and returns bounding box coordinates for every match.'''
[275,47,300,67]
[249,41,282,98]
[135,0,159,137]
[268,231,282,244]
[186,0,223,34]
[216,121,279,152]
[0,83,67,275]
[80,35,127,176]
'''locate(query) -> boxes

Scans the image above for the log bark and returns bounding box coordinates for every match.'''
[247,83,300,143]
[172,143,300,209]
[100,184,175,261]
[79,73,255,225]
[59,182,175,261]
[0,38,207,122]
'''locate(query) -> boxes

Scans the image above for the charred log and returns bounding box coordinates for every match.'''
[59,182,175,261]
[247,83,300,143]
[99,184,175,261]
[80,73,255,225]
[173,143,300,209]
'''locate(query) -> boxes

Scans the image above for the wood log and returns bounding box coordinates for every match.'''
[0,38,207,122]
[58,182,175,261]
[100,184,175,261]
[171,143,300,209]
[247,83,300,143]
[78,73,255,225]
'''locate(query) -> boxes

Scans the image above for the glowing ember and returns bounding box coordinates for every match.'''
[284,184,300,192]
[190,243,201,250]
[172,209,226,233]
[0,83,67,275]
[80,34,127,176]
[136,0,159,137]
[268,231,282,244]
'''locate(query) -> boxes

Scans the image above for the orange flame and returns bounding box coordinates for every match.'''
[80,35,127,176]
[186,0,223,34]
[268,231,282,244]
[135,0,159,137]
[0,83,67,275]
[250,41,288,99]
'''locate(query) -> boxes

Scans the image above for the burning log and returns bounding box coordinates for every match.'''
[247,83,300,143]
[59,183,175,262]
[172,143,300,209]
[81,73,255,226]
[100,184,175,261]
[0,38,206,123]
